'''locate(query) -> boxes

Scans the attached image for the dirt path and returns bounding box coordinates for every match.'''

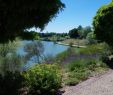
[56,42,86,48]
[62,69,113,95]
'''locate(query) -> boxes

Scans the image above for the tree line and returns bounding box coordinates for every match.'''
[68,25,92,39]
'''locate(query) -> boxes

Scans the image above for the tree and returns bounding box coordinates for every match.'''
[0,0,65,43]
[77,25,83,30]
[93,2,113,46]
[20,31,39,40]
[82,26,92,38]
[69,28,79,38]
[77,25,84,38]
[86,32,97,45]
[76,25,92,39]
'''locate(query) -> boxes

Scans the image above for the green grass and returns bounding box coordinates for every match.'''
[56,43,111,63]
[54,43,110,86]
[55,48,76,62]
[64,59,108,85]
[79,43,111,55]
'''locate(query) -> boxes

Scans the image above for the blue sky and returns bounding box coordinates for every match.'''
[33,0,112,33]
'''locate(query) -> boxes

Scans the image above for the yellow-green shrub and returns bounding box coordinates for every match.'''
[25,64,62,95]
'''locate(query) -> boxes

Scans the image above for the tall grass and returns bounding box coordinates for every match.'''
[0,40,23,75]
[79,43,111,55]
[64,58,108,86]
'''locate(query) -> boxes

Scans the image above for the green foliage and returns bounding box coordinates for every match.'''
[65,77,79,86]
[77,25,84,38]
[79,43,111,55]
[55,47,75,62]
[0,53,23,74]
[0,40,26,95]
[93,2,113,47]
[68,25,92,39]
[69,28,79,38]
[0,40,19,56]
[0,0,65,43]
[67,60,87,71]
[82,26,92,38]
[86,32,97,45]
[20,31,39,40]
[65,59,107,85]
[0,40,23,75]
[24,64,62,95]
[69,42,74,47]
[65,60,89,85]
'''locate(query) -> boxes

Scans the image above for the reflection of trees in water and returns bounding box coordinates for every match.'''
[24,41,45,64]
[0,40,54,74]
[0,40,45,75]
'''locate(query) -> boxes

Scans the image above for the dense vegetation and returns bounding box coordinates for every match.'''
[0,41,62,95]
[69,26,92,39]
[0,0,65,43]
[25,64,61,95]
[69,28,79,38]
[38,32,68,41]
[93,2,113,47]
[0,0,113,95]
[55,43,111,85]
[65,59,108,85]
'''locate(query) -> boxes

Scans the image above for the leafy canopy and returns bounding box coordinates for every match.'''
[0,0,65,43]
[93,2,113,46]
[69,28,79,38]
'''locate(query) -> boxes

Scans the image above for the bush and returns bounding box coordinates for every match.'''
[86,32,97,45]
[25,64,62,95]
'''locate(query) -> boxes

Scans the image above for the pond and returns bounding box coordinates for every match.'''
[17,40,69,68]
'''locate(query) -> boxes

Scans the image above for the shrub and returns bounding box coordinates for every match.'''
[86,32,97,45]
[25,64,62,95]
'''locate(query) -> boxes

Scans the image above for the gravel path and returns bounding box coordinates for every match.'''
[62,69,113,95]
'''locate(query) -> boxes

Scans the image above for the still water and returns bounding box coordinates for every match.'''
[17,40,69,68]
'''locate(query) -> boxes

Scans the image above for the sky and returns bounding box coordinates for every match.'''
[33,0,112,33]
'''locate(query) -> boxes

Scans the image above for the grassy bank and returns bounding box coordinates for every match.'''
[55,43,111,86]
[64,59,108,85]
[59,39,87,46]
